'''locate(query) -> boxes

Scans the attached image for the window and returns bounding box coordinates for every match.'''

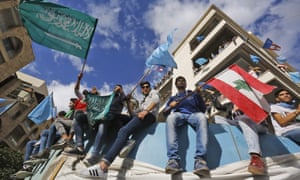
[3,37,22,59]
[9,125,26,145]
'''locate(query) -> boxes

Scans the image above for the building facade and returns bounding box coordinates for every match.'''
[0,0,50,151]
[157,5,300,121]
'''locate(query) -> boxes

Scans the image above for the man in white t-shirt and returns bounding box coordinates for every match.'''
[270,88,300,145]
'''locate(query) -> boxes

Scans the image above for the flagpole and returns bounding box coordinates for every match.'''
[128,68,152,96]
[81,59,87,73]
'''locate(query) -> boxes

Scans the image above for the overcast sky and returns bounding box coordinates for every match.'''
[20,0,300,111]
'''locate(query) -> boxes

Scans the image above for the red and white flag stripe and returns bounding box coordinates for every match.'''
[207,64,276,123]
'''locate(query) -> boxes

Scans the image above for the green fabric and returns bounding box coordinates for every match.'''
[19,1,97,59]
[64,109,74,119]
[85,92,115,126]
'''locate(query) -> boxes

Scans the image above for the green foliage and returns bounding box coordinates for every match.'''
[0,144,23,180]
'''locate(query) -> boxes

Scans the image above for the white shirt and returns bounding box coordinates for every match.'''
[270,104,300,136]
[139,89,160,117]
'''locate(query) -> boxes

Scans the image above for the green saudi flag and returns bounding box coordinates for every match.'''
[19,1,98,59]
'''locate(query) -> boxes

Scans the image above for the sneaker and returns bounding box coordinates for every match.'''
[51,139,68,150]
[83,155,101,167]
[63,146,85,157]
[24,158,47,166]
[248,155,266,175]
[193,158,210,178]
[10,166,33,179]
[119,139,136,158]
[30,149,50,159]
[76,164,108,179]
[165,159,183,174]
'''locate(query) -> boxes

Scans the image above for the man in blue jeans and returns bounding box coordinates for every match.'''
[163,76,209,178]
[77,81,160,179]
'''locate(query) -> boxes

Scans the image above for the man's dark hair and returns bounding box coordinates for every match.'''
[274,88,289,97]
[175,76,186,84]
[115,84,122,88]
[58,111,67,117]
[140,81,151,87]
[70,98,77,103]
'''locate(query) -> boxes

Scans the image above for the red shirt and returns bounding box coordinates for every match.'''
[74,98,87,111]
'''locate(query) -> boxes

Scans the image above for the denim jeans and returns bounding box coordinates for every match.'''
[45,124,61,149]
[235,115,268,155]
[91,114,131,157]
[39,129,49,152]
[103,113,156,164]
[24,140,38,161]
[73,111,90,147]
[282,129,300,145]
[165,112,208,160]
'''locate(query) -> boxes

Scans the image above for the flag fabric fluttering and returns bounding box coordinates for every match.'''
[0,98,16,115]
[28,93,55,125]
[145,29,178,69]
[19,1,98,59]
[196,35,205,42]
[195,57,208,66]
[276,56,287,64]
[85,92,115,126]
[250,54,260,64]
[288,72,300,84]
[207,64,276,123]
[263,38,281,51]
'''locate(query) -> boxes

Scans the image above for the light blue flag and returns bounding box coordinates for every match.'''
[250,54,260,64]
[28,93,54,125]
[0,98,16,116]
[145,29,178,68]
[196,35,205,42]
[195,57,208,65]
[276,56,287,64]
[288,72,300,84]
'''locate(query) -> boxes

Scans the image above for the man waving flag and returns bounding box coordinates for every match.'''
[207,64,276,123]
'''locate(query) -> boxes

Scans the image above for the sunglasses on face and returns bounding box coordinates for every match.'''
[142,85,150,89]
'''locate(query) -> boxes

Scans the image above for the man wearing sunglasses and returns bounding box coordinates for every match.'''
[77,81,160,179]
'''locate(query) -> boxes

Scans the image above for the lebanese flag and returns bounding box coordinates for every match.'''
[207,64,276,123]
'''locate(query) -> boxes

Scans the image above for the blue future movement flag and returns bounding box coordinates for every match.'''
[288,72,300,84]
[195,57,208,65]
[0,98,15,115]
[28,93,55,125]
[250,54,260,64]
[276,56,287,64]
[19,1,98,59]
[145,29,178,68]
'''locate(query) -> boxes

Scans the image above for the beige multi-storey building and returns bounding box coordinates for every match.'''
[0,0,50,151]
[157,4,300,121]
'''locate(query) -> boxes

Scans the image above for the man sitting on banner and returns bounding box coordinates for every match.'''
[76,81,160,179]
[74,84,132,166]
[162,76,209,178]
[270,88,300,145]
[213,95,268,175]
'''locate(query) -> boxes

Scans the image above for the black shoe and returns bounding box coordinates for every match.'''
[63,147,85,157]
[10,165,33,179]
[83,155,101,167]
[193,158,210,178]
[30,149,50,159]
[165,159,183,174]
[51,140,68,150]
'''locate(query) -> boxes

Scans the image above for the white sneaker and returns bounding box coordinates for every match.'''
[119,139,136,158]
[76,164,108,179]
